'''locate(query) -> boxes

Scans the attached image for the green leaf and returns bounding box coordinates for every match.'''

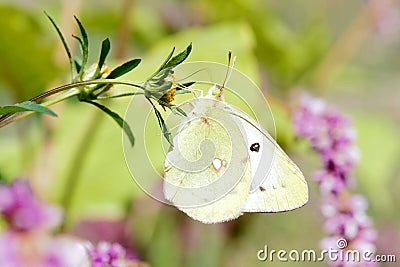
[72,34,83,46]
[153,107,173,146]
[175,81,195,95]
[179,81,196,88]
[84,101,135,147]
[74,59,82,74]
[94,38,111,78]
[175,88,191,95]
[74,16,89,78]
[171,106,187,117]
[0,101,57,117]
[107,59,141,79]
[154,47,175,74]
[146,96,173,146]
[45,12,72,68]
[163,43,192,70]
[154,98,186,117]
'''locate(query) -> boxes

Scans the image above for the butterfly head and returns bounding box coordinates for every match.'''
[205,51,235,102]
[206,84,225,101]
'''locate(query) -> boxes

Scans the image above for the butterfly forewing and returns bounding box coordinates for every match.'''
[163,98,252,223]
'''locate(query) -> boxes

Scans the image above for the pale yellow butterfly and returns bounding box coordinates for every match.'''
[163,54,308,223]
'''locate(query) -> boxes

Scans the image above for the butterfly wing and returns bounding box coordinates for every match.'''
[229,108,308,212]
[163,98,251,223]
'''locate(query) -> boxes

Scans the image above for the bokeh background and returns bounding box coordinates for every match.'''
[0,0,399,266]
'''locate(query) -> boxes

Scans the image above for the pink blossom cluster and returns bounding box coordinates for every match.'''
[292,94,377,267]
[0,179,62,231]
[86,241,130,267]
[0,179,137,267]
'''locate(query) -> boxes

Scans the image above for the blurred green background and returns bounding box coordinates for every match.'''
[0,0,399,266]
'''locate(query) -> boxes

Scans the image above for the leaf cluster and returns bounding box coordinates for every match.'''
[0,14,194,147]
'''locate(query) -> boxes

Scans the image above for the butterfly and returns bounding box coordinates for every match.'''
[163,54,308,224]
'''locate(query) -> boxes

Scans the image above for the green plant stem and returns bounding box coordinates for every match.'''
[0,79,143,127]
[58,109,104,232]
[0,83,79,122]
[0,89,80,128]
[33,79,143,102]
[96,91,145,99]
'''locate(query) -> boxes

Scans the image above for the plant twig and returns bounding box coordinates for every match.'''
[0,79,144,127]
[0,89,80,128]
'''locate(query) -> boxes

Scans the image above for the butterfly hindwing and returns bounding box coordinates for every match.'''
[227,107,309,212]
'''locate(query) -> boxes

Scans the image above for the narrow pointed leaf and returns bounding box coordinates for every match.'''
[74,16,89,77]
[163,43,192,70]
[176,81,195,95]
[0,101,57,117]
[84,101,135,146]
[72,35,85,77]
[154,47,175,74]
[45,12,73,69]
[179,81,196,88]
[155,99,172,108]
[155,99,186,117]
[94,38,111,78]
[147,98,173,146]
[175,88,191,95]
[72,34,83,46]
[172,106,187,117]
[107,59,141,79]
[154,108,173,146]
[74,59,82,74]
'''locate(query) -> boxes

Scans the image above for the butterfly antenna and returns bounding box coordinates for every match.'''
[222,51,236,90]
[212,51,236,100]
[220,51,232,90]
[175,68,208,82]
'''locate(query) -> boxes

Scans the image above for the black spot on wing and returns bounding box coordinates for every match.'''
[250,143,260,152]
[259,186,266,192]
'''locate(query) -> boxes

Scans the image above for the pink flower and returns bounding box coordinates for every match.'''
[0,179,62,231]
[0,231,89,267]
[0,179,143,267]
[86,241,138,267]
[292,94,377,266]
